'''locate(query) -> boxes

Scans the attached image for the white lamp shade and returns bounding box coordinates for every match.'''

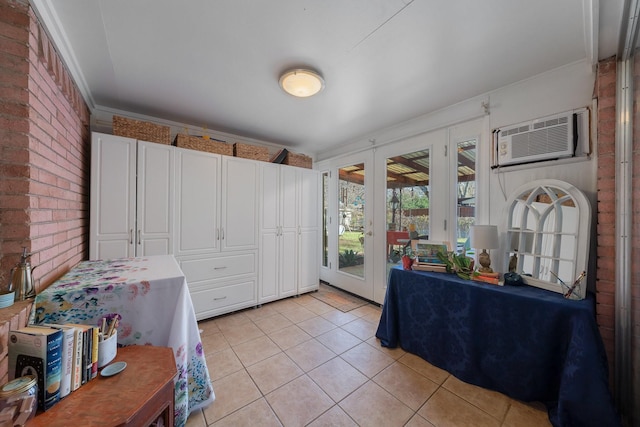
[279,69,324,97]
[470,225,499,250]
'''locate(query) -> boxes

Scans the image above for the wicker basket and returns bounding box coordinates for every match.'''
[233,143,270,162]
[112,116,171,144]
[174,134,233,156]
[283,152,312,169]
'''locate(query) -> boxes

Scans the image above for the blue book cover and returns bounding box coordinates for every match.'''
[9,326,63,411]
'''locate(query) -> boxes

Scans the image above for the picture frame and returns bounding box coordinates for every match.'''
[411,240,451,265]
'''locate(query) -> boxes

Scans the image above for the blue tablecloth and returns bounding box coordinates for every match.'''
[376,267,620,427]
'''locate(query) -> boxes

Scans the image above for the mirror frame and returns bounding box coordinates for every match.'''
[500,179,591,299]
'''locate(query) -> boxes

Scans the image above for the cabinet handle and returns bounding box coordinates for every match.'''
[129,229,133,244]
[216,228,219,241]
[213,296,227,301]
[221,228,225,240]
[213,266,227,270]
[298,226,301,235]
[137,230,141,244]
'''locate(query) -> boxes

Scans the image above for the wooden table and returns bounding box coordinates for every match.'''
[28,346,177,427]
[31,255,215,426]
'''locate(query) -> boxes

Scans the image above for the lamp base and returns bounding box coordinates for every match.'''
[478,249,493,273]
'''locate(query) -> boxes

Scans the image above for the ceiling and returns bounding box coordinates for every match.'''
[32,0,625,156]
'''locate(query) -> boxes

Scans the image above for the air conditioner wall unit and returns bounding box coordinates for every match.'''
[493,108,589,167]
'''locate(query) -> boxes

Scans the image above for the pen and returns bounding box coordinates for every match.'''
[565,271,586,298]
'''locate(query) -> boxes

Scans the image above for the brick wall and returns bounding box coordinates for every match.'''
[595,56,617,384]
[0,0,90,382]
[0,0,90,292]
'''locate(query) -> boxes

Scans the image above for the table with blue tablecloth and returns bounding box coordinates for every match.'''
[30,255,215,427]
[376,267,620,427]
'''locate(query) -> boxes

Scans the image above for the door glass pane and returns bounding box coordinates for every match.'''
[386,150,430,270]
[338,163,365,277]
[456,139,476,255]
[322,172,329,268]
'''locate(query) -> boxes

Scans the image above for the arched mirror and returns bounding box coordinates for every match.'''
[501,179,591,299]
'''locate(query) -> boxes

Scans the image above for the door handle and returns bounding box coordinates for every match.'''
[221,228,225,240]
[137,230,141,244]
[129,229,133,244]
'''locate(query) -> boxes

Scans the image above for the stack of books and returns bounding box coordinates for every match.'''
[8,319,118,413]
[412,262,447,273]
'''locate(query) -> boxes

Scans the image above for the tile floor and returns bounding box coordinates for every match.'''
[186,288,552,427]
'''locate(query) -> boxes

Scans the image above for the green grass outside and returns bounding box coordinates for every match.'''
[338,231,363,254]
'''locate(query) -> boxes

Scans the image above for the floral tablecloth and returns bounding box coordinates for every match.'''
[30,255,215,427]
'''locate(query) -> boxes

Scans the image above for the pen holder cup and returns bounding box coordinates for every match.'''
[98,330,117,368]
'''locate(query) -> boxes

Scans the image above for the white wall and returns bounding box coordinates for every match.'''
[317,59,597,299]
[485,60,597,222]
[317,59,597,222]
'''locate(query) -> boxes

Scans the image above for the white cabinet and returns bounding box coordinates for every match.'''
[174,150,259,256]
[174,148,259,319]
[91,131,317,320]
[259,164,320,303]
[90,132,174,259]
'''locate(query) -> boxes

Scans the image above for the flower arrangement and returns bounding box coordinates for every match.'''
[436,250,474,280]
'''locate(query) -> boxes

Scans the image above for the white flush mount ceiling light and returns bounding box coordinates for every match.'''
[279,68,324,98]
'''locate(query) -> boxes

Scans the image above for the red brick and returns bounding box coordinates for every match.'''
[0,2,29,28]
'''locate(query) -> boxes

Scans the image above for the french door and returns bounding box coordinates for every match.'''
[320,151,374,300]
[320,118,484,304]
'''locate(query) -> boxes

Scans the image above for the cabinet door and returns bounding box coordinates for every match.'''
[298,227,319,293]
[136,141,174,256]
[260,164,280,233]
[222,157,258,251]
[280,166,298,230]
[175,149,221,256]
[259,231,279,302]
[259,164,279,303]
[90,133,136,259]
[299,169,320,229]
[280,228,298,297]
[279,166,299,296]
[298,169,320,293]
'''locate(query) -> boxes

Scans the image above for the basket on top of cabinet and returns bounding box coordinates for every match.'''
[112,115,171,145]
[173,134,233,156]
[233,142,270,162]
[283,152,312,169]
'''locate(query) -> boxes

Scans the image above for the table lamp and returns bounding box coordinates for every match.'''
[470,225,499,273]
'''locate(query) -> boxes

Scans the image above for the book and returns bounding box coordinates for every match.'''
[471,274,502,285]
[91,326,99,379]
[41,324,77,398]
[412,263,447,273]
[8,326,63,411]
[70,327,83,390]
[64,324,94,385]
[270,148,288,164]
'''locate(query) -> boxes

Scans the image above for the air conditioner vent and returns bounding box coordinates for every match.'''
[493,108,588,167]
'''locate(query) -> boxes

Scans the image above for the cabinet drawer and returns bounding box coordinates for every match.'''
[191,280,256,319]
[180,253,255,283]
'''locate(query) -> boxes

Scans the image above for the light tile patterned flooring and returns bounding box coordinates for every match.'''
[187,288,552,427]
